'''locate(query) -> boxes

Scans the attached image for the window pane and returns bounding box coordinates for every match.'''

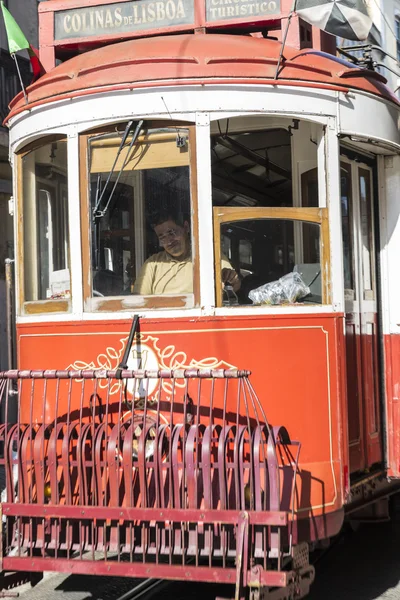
[211,120,320,208]
[211,128,293,207]
[22,139,70,301]
[220,219,321,305]
[89,128,194,302]
[301,168,319,207]
[359,168,374,298]
[341,163,355,294]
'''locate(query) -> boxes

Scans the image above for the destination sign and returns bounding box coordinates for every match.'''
[54,0,195,40]
[206,0,281,22]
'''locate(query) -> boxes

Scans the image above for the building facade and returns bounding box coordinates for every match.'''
[372,0,400,93]
[353,0,400,94]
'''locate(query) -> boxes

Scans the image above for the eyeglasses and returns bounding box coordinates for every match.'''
[157,228,179,245]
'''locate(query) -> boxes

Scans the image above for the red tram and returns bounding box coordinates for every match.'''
[2,1,400,598]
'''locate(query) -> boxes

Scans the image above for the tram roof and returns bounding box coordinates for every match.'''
[6,33,398,122]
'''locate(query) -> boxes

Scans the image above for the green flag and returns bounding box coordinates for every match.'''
[1,1,30,54]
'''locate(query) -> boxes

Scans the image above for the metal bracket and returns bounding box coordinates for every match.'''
[196,112,210,127]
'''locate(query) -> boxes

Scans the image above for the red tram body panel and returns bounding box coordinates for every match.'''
[17,313,347,536]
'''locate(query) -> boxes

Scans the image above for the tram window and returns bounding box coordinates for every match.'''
[212,128,293,207]
[21,138,70,306]
[86,126,196,308]
[211,120,327,307]
[214,214,325,306]
[211,121,320,209]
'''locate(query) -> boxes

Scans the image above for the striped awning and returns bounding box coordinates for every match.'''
[296,0,372,41]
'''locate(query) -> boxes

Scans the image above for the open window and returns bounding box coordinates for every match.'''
[214,208,328,306]
[211,118,328,307]
[19,137,70,314]
[81,122,198,311]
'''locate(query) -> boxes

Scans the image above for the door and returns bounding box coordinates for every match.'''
[341,157,382,473]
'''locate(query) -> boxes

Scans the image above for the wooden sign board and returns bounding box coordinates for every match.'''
[39,0,283,70]
[206,0,280,23]
[54,0,195,40]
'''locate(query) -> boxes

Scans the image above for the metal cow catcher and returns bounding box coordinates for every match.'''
[0,368,310,599]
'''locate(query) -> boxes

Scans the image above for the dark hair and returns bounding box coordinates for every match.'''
[149,210,186,229]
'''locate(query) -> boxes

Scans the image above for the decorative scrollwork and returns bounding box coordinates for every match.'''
[67,334,236,398]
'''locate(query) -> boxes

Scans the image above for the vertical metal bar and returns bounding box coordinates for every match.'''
[196,378,201,424]
[222,378,228,431]
[5,259,15,372]
[209,379,215,507]
[209,378,215,424]
[234,380,241,509]
[142,376,149,509]
[235,511,249,600]
[66,515,70,560]
[65,370,72,559]
[78,378,85,526]
[182,378,189,565]
[168,373,174,563]
[28,516,32,557]
[154,378,162,509]
[169,376,175,500]
[54,378,60,506]
[129,520,133,563]
[103,521,107,562]
[3,378,9,492]
[241,380,254,511]
[42,379,47,432]
[104,377,111,508]
[117,518,121,563]
[16,378,22,509]
[41,380,48,553]
[182,377,189,510]
[116,379,123,562]
[90,380,98,509]
[223,378,229,564]
[29,379,34,505]
[91,517,95,562]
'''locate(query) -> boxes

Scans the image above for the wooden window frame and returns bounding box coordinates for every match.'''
[80,122,200,312]
[213,206,330,307]
[17,135,70,316]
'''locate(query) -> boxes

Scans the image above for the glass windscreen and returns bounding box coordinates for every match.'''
[22,139,69,302]
[211,123,319,209]
[220,219,321,305]
[89,126,193,300]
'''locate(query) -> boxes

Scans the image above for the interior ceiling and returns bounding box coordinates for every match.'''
[211,129,292,207]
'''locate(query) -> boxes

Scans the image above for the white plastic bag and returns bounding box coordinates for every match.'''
[248,272,310,305]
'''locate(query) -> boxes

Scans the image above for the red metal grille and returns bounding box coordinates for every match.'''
[0,369,300,594]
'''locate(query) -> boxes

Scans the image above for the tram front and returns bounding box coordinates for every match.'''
[2,2,400,599]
